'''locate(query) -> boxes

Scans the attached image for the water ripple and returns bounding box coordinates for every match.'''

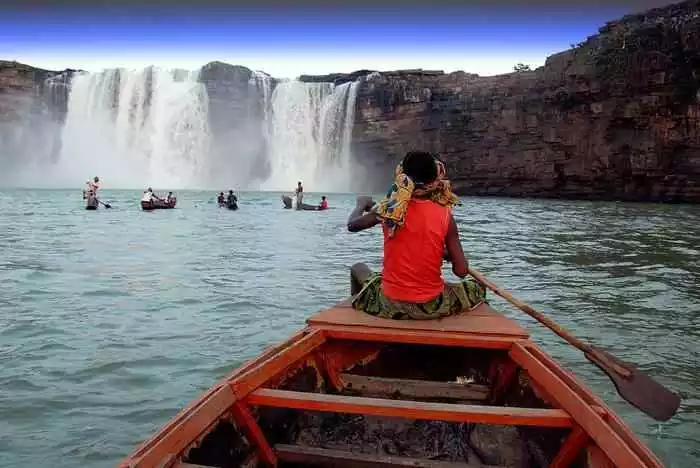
[0,190,698,467]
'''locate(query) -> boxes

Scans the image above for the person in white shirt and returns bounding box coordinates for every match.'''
[83,176,100,199]
[141,187,154,202]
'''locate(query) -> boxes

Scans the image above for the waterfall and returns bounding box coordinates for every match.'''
[0,64,363,191]
[250,71,272,130]
[52,67,210,189]
[265,79,360,192]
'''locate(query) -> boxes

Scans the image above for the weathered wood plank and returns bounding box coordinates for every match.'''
[338,373,490,402]
[125,385,236,468]
[231,402,277,467]
[275,444,498,467]
[551,426,588,468]
[321,325,518,350]
[247,389,575,427]
[509,344,647,467]
[231,329,325,398]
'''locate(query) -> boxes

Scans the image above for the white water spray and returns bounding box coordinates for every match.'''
[0,66,363,191]
[52,67,210,189]
[265,79,360,192]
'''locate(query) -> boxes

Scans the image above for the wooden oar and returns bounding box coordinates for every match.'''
[468,266,681,422]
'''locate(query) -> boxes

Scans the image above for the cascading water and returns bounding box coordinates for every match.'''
[52,67,210,189]
[265,79,360,192]
[0,63,363,191]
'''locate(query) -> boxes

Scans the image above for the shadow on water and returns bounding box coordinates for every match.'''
[0,189,698,467]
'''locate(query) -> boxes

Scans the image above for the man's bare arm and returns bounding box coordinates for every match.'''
[445,214,469,277]
[347,197,381,232]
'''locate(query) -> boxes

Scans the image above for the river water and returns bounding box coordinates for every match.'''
[0,189,698,467]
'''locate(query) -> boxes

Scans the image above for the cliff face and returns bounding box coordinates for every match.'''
[0,61,74,175]
[3,0,700,201]
[347,0,700,202]
[198,61,275,184]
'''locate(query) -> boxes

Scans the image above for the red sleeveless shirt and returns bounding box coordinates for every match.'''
[381,199,450,302]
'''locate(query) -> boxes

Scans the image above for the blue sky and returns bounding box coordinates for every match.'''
[0,3,673,78]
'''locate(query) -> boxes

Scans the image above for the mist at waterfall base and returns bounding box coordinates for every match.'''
[0,66,362,193]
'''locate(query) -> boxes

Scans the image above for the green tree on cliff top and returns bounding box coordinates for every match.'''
[513,63,532,72]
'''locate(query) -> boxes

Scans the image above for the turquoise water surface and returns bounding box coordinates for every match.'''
[0,189,698,467]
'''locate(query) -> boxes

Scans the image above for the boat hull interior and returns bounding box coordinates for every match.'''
[119,302,664,468]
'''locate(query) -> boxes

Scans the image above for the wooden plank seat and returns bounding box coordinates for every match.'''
[337,373,491,402]
[308,302,529,340]
[246,389,576,428]
[307,302,529,350]
[274,444,504,467]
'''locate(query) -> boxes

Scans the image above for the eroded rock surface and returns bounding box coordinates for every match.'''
[3,0,700,201]
[341,1,700,201]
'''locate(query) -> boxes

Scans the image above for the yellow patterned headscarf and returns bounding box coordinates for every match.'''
[374,157,460,238]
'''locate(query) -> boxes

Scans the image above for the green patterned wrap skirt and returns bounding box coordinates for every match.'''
[351,273,487,320]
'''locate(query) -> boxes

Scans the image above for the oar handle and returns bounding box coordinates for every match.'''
[468,267,592,353]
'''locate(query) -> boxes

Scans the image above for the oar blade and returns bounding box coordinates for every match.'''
[586,346,681,421]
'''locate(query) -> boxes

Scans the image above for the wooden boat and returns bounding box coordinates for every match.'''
[282,195,293,209]
[84,191,99,210]
[141,197,177,211]
[119,300,665,468]
[281,195,322,211]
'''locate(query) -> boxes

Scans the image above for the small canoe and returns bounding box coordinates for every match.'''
[281,195,321,211]
[85,195,99,210]
[141,198,177,211]
[119,300,664,468]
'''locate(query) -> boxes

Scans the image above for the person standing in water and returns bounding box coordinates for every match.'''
[217,192,225,206]
[226,190,238,206]
[295,181,303,209]
[346,151,486,320]
[83,176,100,199]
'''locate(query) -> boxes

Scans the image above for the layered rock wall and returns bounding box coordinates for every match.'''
[348,0,700,202]
[0,61,73,178]
[198,62,275,184]
[3,0,700,201]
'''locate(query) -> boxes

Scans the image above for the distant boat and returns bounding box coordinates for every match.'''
[281,195,322,211]
[141,197,177,211]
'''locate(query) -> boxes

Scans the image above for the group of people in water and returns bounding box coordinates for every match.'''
[141,188,175,204]
[217,190,238,208]
[83,150,476,321]
[284,181,329,210]
[83,179,175,209]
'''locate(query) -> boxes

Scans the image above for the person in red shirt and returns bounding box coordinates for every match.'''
[347,151,486,320]
[318,196,329,210]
